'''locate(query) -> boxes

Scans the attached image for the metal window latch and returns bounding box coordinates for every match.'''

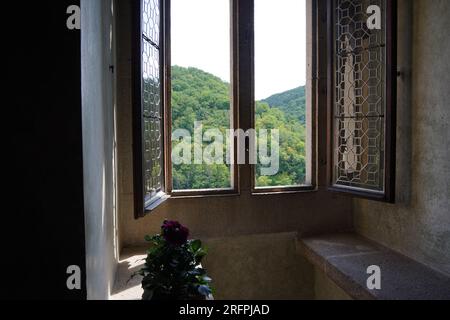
[109,65,115,74]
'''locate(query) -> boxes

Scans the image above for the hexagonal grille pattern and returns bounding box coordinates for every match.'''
[142,0,163,199]
[143,0,160,46]
[332,0,386,192]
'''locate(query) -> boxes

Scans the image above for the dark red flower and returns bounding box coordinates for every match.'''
[161,220,190,246]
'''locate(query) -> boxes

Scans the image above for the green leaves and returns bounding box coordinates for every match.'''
[171,66,307,190]
[189,239,208,265]
[138,230,213,300]
[190,239,202,253]
[197,285,212,297]
[144,234,163,246]
[171,66,232,191]
[255,98,307,187]
[142,289,154,300]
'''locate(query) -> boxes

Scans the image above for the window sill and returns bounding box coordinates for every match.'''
[328,185,394,203]
[252,185,317,196]
[169,189,240,200]
[145,192,170,212]
[297,233,450,300]
[167,186,318,199]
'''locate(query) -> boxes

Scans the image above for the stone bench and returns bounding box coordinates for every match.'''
[297,233,450,300]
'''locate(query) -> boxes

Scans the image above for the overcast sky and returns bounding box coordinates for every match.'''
[171,0,307,100]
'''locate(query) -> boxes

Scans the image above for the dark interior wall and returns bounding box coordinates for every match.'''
[4,2,86,299]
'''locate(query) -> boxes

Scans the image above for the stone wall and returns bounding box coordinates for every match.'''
[353,0,450,277]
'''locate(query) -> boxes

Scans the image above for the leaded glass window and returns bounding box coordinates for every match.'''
[133,0,167,217]
[142,0,164,203]
[330,0,396,201]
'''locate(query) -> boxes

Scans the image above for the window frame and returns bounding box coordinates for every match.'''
[131,0,326,218]
[132,0,170,218]
[133,0,240,211]
[249,0,318,194]
[326,0,397,203]
[165,0,240,198]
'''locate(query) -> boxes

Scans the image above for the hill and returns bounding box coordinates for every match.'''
[171,66,306,189]
[262,86,306,123]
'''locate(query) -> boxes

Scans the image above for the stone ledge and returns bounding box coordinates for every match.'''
[297,233,450,300]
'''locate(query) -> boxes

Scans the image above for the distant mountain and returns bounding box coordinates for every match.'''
[171,66,231,134]
[261,86,306,123]
[171,66,307,189]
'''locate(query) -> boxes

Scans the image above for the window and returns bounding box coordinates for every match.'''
[253,0,314,191]
[132,0,169,217]
[133,0,237,216]
[328,0,397,202]
[131,0,396,217]
[169,0,236,194]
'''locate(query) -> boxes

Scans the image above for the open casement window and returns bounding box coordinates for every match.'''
[250,0,317,194]
[132,0,169,217]
[327,0,397,202]
[167,0,238,196]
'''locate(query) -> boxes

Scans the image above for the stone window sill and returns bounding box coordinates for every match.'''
[297,233,450,300]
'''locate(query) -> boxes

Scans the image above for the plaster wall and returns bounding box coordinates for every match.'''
[203,233,314,300]
[81,0,119,300]
[314,268,352,300]
[353,0,450,276]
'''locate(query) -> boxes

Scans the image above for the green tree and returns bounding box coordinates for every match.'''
[171,66,307,190]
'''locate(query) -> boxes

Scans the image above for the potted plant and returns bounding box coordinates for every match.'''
[136,220,213,300]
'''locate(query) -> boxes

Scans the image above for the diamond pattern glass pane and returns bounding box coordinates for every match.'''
[142,0,163,200]
[144,118,163,196]
[143,42,161,119]
[333,0,386,192]
[143,0,160,45]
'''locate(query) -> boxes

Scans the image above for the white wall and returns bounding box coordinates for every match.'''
[81,0,119,300]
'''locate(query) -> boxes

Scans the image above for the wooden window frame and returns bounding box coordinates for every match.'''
[248,0,318,195]
[165,0,240,198]
[326,0,397,203]
[132,0,169,218]
[132,0,240,217]
[132,0,346,218]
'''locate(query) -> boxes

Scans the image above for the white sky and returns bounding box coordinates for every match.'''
[171,0,307,100]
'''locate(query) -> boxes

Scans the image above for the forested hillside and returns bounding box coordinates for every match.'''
[262,86,306,123]
[171,66,307,189]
